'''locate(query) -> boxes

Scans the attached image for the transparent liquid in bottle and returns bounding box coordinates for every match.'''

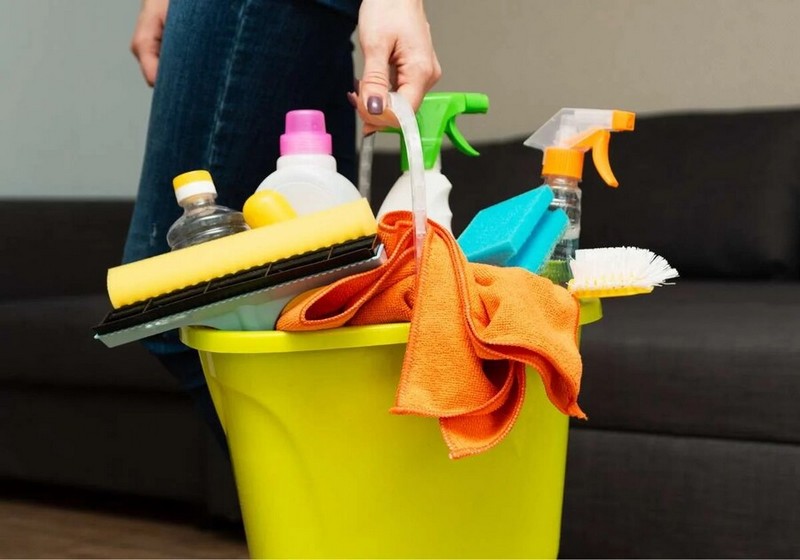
[167,193,249,251]
[542,176,581,285]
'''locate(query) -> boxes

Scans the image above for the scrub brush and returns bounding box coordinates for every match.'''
[567,246,678,299]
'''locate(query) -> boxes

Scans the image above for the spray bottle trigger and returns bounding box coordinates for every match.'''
[577,129,619,187]
[445,119,480,158]
[591,130,619,187]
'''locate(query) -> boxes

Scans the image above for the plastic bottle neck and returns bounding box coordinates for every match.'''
[403,153,442,174]
[543,174,581,189]
[180,192,217,210]
[277,153,337,171]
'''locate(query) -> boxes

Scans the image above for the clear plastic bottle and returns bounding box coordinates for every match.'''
[167,170,249,251]
[524,108,635,285]
[544,174,581,283]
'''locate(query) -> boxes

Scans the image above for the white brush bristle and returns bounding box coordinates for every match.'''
[569,247,679,291]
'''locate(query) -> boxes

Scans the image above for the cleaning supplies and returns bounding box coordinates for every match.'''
[567,246,678,299]
[375,92,490,232]
[457,186,568,273]
[106,197,377,309]
[94,235,386,347]
[167,170,249,250]
[277,211,583,459]
[253,110,361,215]
[524,108,635,284]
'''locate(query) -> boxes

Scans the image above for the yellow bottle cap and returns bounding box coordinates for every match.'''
[173,170,213,190]
[172,170,217,204]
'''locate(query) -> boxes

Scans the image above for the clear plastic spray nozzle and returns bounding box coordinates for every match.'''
[524,109,635,187]
[525,109,634,150]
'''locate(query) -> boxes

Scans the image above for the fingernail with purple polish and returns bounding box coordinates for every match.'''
[367,96,383,115]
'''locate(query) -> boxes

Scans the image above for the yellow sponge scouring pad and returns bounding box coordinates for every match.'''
[107,197,377,309]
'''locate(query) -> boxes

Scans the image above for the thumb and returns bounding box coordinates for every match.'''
[359,41,393,116]
[138,46,160,87]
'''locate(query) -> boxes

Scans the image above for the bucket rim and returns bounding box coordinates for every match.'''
[180,322,411,354]
[180,298,601,354]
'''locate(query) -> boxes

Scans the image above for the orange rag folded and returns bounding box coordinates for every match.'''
[277,212,584,459]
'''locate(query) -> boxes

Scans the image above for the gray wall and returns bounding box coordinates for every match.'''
[0,1,149,198]
[410,0,800,143]
[2,0,800,198]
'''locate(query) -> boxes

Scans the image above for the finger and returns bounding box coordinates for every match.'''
[353,92,400,134]
[395,61,435,112]
[138,51,159,86]
[130,7,165,87]
[359,40,393,115]
[131,31,161,86]
[346,91,359,109]
[430,51,443,87]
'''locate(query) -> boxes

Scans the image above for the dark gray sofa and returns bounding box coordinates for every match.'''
[0,200,241,521]
[560,110,800,559]
[1,107,798,558]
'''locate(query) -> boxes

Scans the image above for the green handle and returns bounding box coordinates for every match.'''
[391,92,490,171]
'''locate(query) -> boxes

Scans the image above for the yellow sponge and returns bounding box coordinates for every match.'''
[107,198,377,309]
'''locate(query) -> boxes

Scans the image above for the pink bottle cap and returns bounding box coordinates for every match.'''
[279,110,333,156]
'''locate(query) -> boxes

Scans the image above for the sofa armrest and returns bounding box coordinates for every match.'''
[0,199,134,299]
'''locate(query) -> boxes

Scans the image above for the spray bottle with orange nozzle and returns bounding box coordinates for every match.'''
[524,108,635,284]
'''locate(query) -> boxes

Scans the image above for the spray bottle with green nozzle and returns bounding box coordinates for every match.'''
[524,108,636,284]
[376,92,489,232]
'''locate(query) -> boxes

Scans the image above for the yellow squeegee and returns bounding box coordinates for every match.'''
[107,197,377,309]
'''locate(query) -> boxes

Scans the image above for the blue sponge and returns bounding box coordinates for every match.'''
[457,185,567,272]
[507,207,568,273]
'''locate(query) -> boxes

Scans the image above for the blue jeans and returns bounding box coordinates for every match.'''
[123,0,358,446]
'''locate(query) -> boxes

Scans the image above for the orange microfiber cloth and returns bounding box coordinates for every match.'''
[277,212,583,459]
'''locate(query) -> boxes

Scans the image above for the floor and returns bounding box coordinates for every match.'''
[0,484,249,559]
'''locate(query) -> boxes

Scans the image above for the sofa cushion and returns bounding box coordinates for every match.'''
[561,428,800,559]
[0,293,180,392]
[576,280,800,444]
[0,387,207,502]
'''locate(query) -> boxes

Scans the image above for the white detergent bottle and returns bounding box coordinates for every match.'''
[254,109,360,215]
[376,92,489,232]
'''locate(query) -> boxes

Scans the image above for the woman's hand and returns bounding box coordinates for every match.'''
[357,0,441,118]
[130,0,169,86]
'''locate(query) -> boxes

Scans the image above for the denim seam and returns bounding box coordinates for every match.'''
[205,0,254,169]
